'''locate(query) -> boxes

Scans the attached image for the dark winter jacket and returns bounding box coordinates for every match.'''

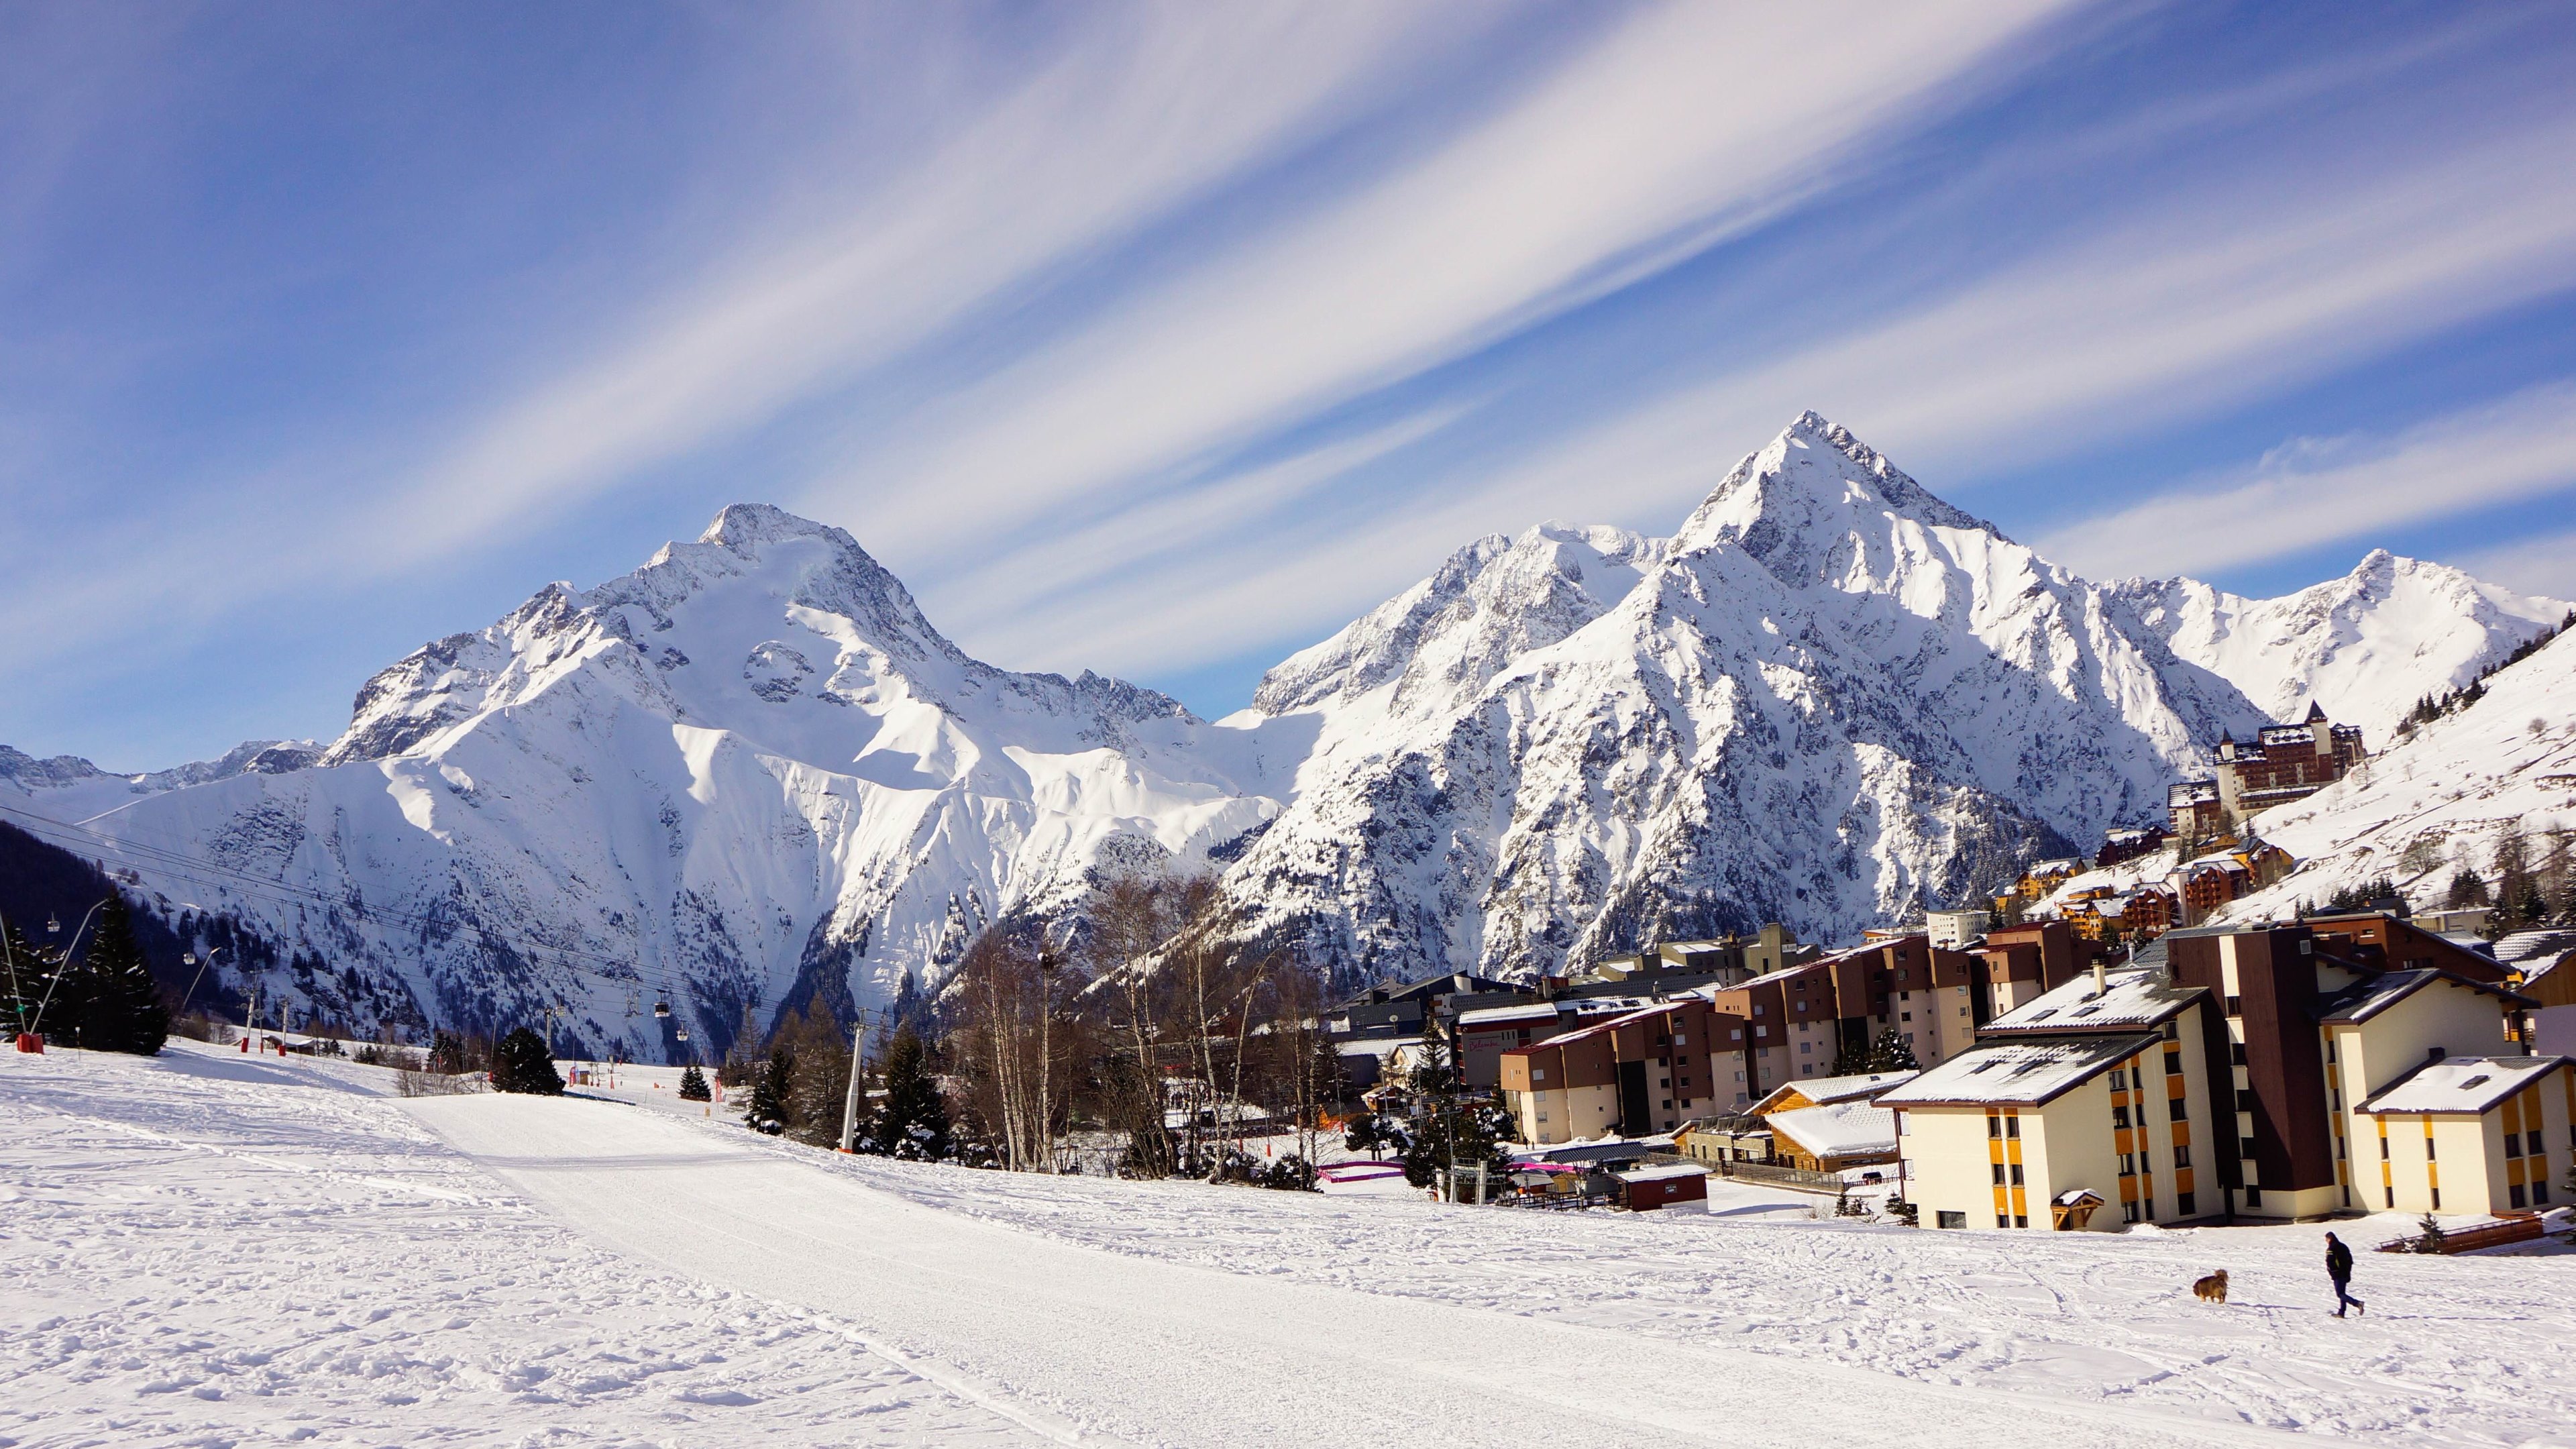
[2326,1240,2354,1281]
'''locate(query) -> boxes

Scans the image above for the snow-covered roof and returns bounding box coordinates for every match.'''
[1766,1101,1897,1159]
[2359,1055,2570,1115]
[1750,1070,1915,1112]
[1985,967,2204,1034]
[1615,1163,1707,1184]
[1454,1002,1562,1028]
[2493,930,2576,970]
[1878,1033,2159,1108]
[2316,969,2531,1025]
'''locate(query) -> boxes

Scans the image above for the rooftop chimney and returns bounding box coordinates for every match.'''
[2092,959,2108,999]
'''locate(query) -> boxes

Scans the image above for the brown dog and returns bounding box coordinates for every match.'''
[2192,1270,2229,1304]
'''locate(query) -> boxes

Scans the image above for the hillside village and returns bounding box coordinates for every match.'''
[1317,643,2576,1240]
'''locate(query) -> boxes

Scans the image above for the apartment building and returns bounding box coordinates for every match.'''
[1885,962,2224,1231]
[1893,915,2562,1230]
[1497,998,1725,1144]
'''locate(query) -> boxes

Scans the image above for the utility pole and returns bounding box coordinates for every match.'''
[838,1008,873,1152]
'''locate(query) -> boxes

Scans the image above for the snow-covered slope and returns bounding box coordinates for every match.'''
[28,414,2554,1043]
[72,505,1281,1059]
[2218,626,2576,922]
[2109,553,2567,737]
[0,739,319,824]
[1212,414,2267,979]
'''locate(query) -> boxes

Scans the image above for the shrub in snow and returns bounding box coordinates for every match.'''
[490,1028,564,1095]
[679,1065,711,1102]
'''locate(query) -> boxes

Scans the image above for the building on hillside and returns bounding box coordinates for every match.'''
[2176,855,2253,923]
[1454,996,1650,1090]
[2016,859,2088,901]
[1696,936,1982,1110]
[2351,1053,2574,1214]
[1767,1099,1899,1174]
[2121,888,2180,940]
[2413,906,2497,936]
[1498,998,1727,1144]
[2167,779,2226,844]
[1326,972,1513,1044]
[1884,963,2225,1231]
[1926,909,1991,949]
[2213,703,2367,822]
[2096,824,2170,869]
[1583,923,1815,987]
[1972,920,2089,1016]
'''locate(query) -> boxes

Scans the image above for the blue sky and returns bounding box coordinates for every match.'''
[7,1,2576,767]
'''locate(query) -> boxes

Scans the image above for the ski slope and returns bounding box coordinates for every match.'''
[7,1040,2574,1448]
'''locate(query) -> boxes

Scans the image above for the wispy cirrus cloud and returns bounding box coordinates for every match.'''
[818,1,2079,563]
[2041,382,2576,582]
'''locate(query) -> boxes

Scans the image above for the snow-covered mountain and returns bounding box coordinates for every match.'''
[1212,413,2267,979]
[2216,624,2576,923]
[21,413,2559,1051]
[1,739,319,823]
[66,505,1282,1059]
[2108,553,2568,737]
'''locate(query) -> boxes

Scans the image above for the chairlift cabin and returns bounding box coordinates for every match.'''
[653,997,671,1019]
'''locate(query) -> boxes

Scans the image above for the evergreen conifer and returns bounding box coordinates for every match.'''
[871,1023,952,1159]
[490,1027,565,1094]
[678,1064,712,1102]
[71,896,167,1055]
[1866,1028,1921,1073]
[745,1046,793,1134]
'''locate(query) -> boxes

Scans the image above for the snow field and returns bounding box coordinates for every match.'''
[0,1041,1046,1448]
[9,1038,2573,1448]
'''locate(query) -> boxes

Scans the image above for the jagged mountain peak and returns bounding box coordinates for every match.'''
[1673,412,2002,572]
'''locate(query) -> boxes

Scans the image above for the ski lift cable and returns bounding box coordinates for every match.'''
[0,802,707,1006]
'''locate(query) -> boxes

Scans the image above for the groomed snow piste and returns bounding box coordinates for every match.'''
[7,1040,2572,1448]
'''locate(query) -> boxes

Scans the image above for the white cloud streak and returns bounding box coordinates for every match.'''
[822,0,2077,561]
[2040,382,2576,581]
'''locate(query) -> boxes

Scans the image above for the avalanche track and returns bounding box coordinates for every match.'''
[411,1093,2294,1449]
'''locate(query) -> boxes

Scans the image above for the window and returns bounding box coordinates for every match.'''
[2430,1186,2440,1209]
[2005,1116,2021,1139]
[2119,1154,2135,1177]
[1988,1116,2002,1138]
[2110,1070,2128,1091]
[1996,1212,2010,1228]
[2165,1048,2183,1076]
[2230,1042,2247,1066]
[1532,1068,1546,1081]
[2506,1132,2522,1158]
[1992,1162,2006,1186]
[2245,1185,2263,1208]
[2385,1185,2395,1208]
[1938,1210,1966,1229]
[2177,1191,2196,1216]
[2113,1106,2131,1128]
[1800,1042,1812,1055]
[2236,1089,2256,1112]
[2225,995,2243,1015]
[2241,1136,2258,1160]
[2173,1144,2191,1169]
[2009,1163,2025,1185]
[2538,1181,2553,1205]
[1731,1029,1742,1041]
[2169,1097,2188,1122]
[2015,1214,2029,1228]
[2426,1138,2436,1161]
[2512,1184,2528,1208]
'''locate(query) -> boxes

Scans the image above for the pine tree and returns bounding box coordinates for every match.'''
[71,896,167,1055]
[2446,869,2492,909]
[678,1064,712,1102]
[871,1023,952,1159]
[1867,1028,1921,1073]
[490,1027,564,1094]
[2494,830,2538,930]
[0,916,44,1038]
[745,1046,793,1135]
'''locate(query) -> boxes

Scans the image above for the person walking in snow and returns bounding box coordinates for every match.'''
[2325,1232,2365,1318]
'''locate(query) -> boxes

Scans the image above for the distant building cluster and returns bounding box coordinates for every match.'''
[2168,702,2367,844]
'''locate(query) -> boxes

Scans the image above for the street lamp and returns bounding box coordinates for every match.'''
[1038,949,1061,1174]
[28,898,113,1038]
